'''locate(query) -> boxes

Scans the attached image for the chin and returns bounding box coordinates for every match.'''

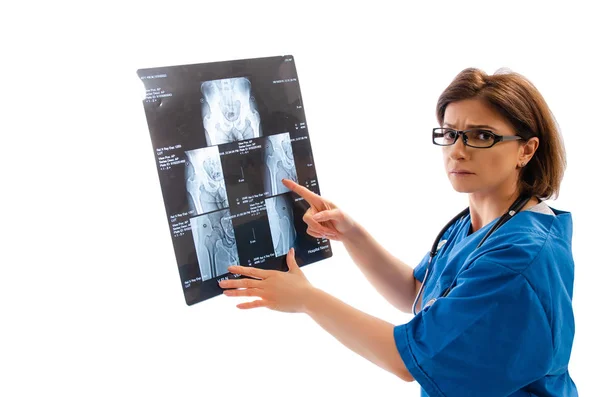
[448,180,477,194]
[453,187,475,194]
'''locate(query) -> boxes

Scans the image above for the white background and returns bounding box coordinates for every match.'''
[2,1,598,395]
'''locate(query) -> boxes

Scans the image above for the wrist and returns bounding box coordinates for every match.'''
[302,286,326,316]
[341,221,365,245]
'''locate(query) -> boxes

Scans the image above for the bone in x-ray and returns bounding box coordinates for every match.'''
[190,209,239,281]
[201,77,262,146]
[264,133,298,196]
[266,195,297,257]
[184,146,229,216]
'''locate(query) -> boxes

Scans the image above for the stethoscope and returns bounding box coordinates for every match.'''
[411,194,532,315]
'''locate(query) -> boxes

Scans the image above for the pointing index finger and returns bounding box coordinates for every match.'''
[282,178,323,208]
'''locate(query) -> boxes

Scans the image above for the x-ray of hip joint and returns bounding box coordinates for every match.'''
[184,146,229,216]
[266,194,297,257]
[190,209,239,281]
[138,55,333,306]
[264,133,298,196]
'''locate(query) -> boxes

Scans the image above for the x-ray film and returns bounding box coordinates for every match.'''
[137,55,333,306]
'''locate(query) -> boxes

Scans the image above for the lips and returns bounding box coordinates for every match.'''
[450,170,474,174]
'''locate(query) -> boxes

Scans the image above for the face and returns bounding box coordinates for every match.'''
[442,98,533,196]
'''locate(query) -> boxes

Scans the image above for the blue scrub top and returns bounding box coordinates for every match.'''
[394,208,578,396]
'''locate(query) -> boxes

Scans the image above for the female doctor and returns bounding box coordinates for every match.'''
[219,68,578,396]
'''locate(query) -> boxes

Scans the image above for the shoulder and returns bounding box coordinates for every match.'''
[468,208,573,274]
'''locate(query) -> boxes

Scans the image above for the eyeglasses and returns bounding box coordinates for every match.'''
[432,128,523,148]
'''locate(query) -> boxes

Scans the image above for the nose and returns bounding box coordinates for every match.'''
[447,134,468,160]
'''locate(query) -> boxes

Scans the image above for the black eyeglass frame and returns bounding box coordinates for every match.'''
[432,127,524,148]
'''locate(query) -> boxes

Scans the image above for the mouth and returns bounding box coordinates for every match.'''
[450,170,475,175]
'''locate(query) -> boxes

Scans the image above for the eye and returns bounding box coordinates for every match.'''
[476,130,494,140]
[444,129,458,139]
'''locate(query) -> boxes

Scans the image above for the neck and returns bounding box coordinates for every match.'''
[468,186,537,234]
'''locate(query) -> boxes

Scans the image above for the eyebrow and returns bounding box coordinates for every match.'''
[443,123,497,130]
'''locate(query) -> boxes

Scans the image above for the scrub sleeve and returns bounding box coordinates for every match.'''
[395,260,553,397]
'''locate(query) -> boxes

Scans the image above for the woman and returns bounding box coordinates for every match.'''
[219,68,577,396]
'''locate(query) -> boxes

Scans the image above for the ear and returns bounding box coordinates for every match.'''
[519,137,539,166]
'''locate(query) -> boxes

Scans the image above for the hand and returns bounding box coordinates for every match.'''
[281,178,355,242]
[219,248,315,313]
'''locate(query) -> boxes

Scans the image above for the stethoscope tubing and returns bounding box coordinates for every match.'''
[411,195,531,316]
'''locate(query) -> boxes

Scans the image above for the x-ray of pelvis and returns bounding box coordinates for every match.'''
[185,146,229,216]
[264,133,298,196]
[266,194,297,257]
[190,209,240,281]
[201,77,262,146]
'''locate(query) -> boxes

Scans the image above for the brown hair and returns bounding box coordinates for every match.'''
[436,68,566,200]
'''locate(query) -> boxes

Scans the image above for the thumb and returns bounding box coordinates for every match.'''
[286,248,300,273]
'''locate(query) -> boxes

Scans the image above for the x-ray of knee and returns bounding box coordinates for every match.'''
[138,55,333,306]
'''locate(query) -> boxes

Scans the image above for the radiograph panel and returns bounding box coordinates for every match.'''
[184,146,229,216]
[190,209,239,281]
[138,55,333,305]
[263,133,298,196]
[265,194,297,257]
[201,77,262,146]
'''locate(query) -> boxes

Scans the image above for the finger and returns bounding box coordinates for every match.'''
[312,209,339,223]
[228,265,271,279]
[304,209,337,234]
[282,179,323,208]
[223,288,262,298]
[286,248,300,273]
[306,228,322,238]
[305,218,337,236]
[237,300,269,310]
[304,216,331,236]
[219,278,262,289]
[313,209,343,233]
[307,228,336,239]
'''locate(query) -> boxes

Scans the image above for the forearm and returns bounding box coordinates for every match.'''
[342,223,418,313]
[303,287,413,382]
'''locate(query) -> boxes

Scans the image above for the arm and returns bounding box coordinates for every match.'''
[280,178,420,313]
[222,250,415,382]
[342,223,421,313]
[303,287,414,382]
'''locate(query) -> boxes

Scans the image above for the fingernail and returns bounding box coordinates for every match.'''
[313,214,323,221]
